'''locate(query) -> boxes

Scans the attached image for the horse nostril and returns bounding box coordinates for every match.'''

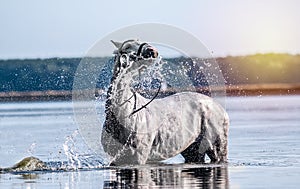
[153,50,158,58]
[151,49,158,58]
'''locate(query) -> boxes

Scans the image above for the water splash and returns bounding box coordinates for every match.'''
[63,130,106,170]
[27,142,37,155]
[131,57,168,98]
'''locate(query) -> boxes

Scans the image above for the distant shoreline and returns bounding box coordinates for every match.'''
[0,83,300,102]
[226,83,300,96]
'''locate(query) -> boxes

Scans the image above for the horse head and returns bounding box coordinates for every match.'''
[111,39,159,77]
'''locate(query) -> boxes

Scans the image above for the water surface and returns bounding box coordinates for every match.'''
[0,95,299,188]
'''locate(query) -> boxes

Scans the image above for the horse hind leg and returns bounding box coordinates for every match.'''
[217,137,228,163]
[206,148,218,163]
[181,141,205,163]
[181,113,208,163]
[206,136,227,163]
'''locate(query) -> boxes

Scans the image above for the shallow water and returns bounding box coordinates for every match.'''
[0,95,300,188]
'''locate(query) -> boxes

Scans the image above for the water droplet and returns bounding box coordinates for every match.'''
[27,142,36,155]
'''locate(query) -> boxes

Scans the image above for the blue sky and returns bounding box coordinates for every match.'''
[1,0,300,58]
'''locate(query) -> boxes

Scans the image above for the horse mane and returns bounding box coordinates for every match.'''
[103,42,136,147]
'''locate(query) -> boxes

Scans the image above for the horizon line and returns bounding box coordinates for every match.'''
[0,52,299,60]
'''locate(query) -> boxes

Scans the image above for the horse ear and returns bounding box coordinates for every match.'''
[111,40,122,49]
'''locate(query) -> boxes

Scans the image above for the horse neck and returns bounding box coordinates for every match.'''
[108,64,139,114]
[111,74,132,102]
[107,56,153,115]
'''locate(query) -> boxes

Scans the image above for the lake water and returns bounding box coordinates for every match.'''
[0,95,299,188]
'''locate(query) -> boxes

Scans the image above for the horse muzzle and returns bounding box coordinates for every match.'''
[141,46,158,58]
[139,44,158,59]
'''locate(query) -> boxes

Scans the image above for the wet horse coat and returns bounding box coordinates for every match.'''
[101,40,229,165]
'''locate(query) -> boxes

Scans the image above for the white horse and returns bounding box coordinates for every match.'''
[101,39,229,165]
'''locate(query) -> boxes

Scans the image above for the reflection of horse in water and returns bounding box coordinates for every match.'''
[101,39,229,165]
[104,166,229,188]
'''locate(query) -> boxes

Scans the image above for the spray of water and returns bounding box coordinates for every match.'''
[62,130,106,170]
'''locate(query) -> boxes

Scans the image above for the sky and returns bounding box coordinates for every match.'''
[0,0,300,59]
